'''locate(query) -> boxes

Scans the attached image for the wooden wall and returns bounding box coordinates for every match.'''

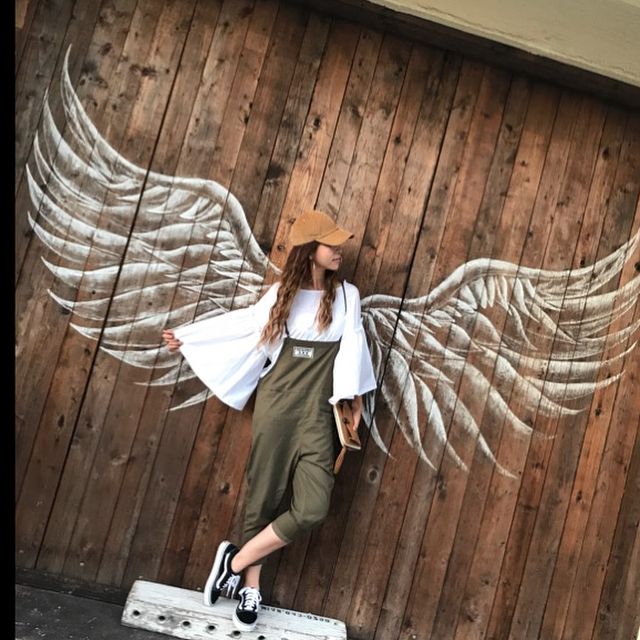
[15,0,640,638]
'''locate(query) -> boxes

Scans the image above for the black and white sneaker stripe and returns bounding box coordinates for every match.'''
[203,540,240,606]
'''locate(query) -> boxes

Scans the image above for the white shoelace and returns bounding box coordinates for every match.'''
[238,587,261,611]
[223,573,240,593]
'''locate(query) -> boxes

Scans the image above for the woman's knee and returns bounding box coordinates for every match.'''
[295,497,331,531]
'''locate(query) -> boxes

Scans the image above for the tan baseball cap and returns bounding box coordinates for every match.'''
[290,209,354,246]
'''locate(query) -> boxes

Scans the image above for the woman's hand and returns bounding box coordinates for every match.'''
[162,329,183,352]
[351,394,363,431]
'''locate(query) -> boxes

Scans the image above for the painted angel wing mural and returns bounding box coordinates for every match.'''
[25,48,280,410]
[26,51,640,479]
[360,244,640,478]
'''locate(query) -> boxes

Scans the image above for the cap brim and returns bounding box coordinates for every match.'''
[317,228,354,245]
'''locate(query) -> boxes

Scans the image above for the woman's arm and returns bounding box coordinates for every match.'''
[160,282,280,354]
[351,394,362,431]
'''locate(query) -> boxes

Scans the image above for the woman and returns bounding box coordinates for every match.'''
[162,209,377,632]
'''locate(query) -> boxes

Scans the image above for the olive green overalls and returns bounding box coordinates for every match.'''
[240,284,347,560]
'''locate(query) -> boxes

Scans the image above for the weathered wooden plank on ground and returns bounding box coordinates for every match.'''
[122,580,347,639]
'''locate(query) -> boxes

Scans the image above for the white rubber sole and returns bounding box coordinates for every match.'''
[232,609,258,632]
[203,540,233,606]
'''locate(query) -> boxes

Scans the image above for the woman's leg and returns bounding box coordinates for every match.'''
[231,523,288,586]
[242,564,262,589]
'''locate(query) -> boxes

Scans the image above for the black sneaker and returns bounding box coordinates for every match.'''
[233,586,262,632]
[203,540,240,606]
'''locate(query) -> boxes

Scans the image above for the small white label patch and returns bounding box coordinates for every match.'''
[292,346,314,359]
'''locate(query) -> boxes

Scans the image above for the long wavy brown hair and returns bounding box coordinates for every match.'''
[258,241,341,347]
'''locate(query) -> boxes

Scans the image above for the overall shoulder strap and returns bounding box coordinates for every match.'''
[340,281,347,340]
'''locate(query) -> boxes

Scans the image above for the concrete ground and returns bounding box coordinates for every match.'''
[15,584,164,640]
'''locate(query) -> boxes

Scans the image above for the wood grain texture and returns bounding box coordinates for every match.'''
[15,2,640,639]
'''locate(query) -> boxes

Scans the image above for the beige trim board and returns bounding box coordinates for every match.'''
[363,0,640,87]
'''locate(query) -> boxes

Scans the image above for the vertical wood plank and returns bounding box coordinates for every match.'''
[246,11,331,264]
[179,9,334,591]
[16,0,110,277]
[16,0,158,569]
[352,56,484,638]
[111,0,265,587]
[316,28,383,218]
[366,53,463,640]
[400,83,560,640]
[15,0,133,496]
[157,0,310,589]
[506,95,611,639]
[265,18,363,608]
[458,99,628,640]
[15,0,39,73]
[482,90,588,640]
[23,0,199,578]
[557,128,640,638]
[103,0,281,588]
[592,415,640,640]
[297,42,444,618]
[350,49,487,640]
[373,72,529,640]
[537,107,633,638]
[396,64,512,640]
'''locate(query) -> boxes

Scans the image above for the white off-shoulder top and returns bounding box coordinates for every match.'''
[173,280,377,411]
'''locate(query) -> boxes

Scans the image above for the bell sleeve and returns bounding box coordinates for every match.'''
[172,283,279,411]
[328,285,377,405]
